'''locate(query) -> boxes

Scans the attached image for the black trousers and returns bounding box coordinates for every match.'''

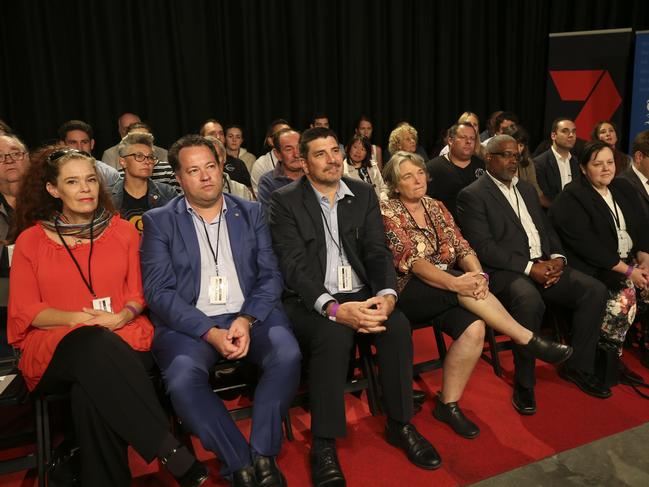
[35,326,175,487]
[490,267,607,388]
[284,289,413,438]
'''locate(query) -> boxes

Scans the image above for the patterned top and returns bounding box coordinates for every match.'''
[380,196,476,292]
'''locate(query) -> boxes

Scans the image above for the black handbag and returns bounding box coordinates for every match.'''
[594,338,619,388]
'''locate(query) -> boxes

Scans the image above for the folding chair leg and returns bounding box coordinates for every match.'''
[357,342,382,416]
[433,326,448,361]
[35,398,46,487]
[486,328,503,377]
[283,412,294,442]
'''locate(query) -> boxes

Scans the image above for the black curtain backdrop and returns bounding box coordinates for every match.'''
[1,0,648,158]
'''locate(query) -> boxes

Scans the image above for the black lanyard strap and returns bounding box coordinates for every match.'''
[55,215,95,297]
[199,211,223,274]
[318,204,344,259]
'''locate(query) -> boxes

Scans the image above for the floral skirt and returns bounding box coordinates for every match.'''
[601,279,649,355]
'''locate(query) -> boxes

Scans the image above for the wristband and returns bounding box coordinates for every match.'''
[328,302,340,322]
[625,265,634,278]
[479,272,490,283]
[124,304,139,321]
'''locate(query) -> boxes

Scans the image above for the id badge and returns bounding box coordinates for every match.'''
[338,265,353,292]
[92,297,113,313]
[618,230,632,258]
[6,244,14,267]
[435,263,448,271]
[209,275,228,304]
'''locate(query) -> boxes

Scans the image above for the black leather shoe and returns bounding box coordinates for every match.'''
[385,421,441,470]
[413,389,426,406]
[232,466,259,487]
[310,443,346,487]
[432,395,480,438]
[177,461,209,487]
[559,366,612,398]
[254,456,286,487]
[512,383,536,415]
[520,335,573,364]
[618,361,645,385]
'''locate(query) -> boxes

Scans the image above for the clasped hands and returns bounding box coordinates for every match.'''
[333,295,395,334]
[452,271,489,299]
[529,258,565,288]
[205,316,251,360]
[78,307,133,331]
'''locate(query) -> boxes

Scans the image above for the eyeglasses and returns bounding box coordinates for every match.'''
[48,148,92,162]
[0,151,26,164]
[123,152,159,164]
[491,151,521,162]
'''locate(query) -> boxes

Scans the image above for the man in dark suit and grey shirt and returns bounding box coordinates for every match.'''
[618,129,649,219]
[457,135,610,415]
[269,127,440,487]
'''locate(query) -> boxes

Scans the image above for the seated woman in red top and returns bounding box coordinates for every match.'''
[7,147,207,487]
[380,151,572,438]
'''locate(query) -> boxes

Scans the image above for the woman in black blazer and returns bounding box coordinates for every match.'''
[549,141,649,379]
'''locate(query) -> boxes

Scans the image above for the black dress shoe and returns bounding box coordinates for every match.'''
[232,466,259,487]
[385,421,441,470]
[254,456,287,487]
[559,366,612,398]
[413,389,426,406]
[310,442,346,487]
[177,461,209,487]
[432,396,480,438]
[618,360,645,385]
[512,383,536,415]
[520,335,573,364]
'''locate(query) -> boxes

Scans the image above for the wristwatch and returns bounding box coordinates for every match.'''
[321,300,336,317]
[238,314,258,327]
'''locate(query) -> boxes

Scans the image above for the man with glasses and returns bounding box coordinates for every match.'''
[534,117,580,207]
[457,135,610,414]
[426,122,485,218]
[110,132,176,233]
[58,120,121,188]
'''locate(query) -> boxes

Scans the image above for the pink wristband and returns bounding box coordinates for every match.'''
[124,304,139,320]
[329,302,340,319]
[625,265,634,278]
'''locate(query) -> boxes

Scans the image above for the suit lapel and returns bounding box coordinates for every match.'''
[223,196,248,295]
[483,176,526,233]
[175,199,202,299]
[300,180,328,275]
[629,170,649,205]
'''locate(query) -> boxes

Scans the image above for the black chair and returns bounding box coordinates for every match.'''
[411,321,448,378]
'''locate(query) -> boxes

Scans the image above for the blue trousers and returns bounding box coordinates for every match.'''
[153,309,301,475]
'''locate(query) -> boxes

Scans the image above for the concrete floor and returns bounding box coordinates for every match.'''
[470,422,649,487]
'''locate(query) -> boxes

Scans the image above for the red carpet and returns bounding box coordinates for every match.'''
[2,329,649,486]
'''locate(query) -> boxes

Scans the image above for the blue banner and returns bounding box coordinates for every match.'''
[629,31,649,150]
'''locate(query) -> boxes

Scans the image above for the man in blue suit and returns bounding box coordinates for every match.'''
[140,134,301,487]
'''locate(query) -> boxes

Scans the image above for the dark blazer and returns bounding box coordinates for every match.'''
[140,194,285,340]
[456,174,564,274]
[548,176,649,281]
[268,176,397,310]
[534,148,579,201]
[617,166,649,221]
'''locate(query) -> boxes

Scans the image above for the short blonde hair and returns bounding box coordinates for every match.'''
[382,150,428,199]
[388,124,418,155]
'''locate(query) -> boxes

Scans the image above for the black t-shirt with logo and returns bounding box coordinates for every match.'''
[426,155,485,219]
[120,191,149,234]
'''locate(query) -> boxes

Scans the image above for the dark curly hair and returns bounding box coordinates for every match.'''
[12,145,115,240]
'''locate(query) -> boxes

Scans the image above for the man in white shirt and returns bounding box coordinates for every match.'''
[534,118,579,208]
[457,135,610,414]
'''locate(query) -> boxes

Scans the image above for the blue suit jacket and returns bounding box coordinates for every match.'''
[140,194,285,340]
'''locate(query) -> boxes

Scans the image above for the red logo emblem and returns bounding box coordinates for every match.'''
[549,70,622,140]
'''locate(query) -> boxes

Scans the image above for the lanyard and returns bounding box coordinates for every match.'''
[199,211,223,274]
[318,203,344,260]
[400,200,440,251]
[512,187,522,220]
[55,216,95,297]
[606,196,622,229]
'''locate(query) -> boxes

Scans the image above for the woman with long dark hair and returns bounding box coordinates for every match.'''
[8,146,207,487]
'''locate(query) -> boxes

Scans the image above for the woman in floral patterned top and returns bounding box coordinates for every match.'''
[380,151,573,439]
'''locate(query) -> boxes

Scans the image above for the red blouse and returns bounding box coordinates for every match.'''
[7,215,153,390]
[381,196,476,293]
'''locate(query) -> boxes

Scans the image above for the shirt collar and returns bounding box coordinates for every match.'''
[309,178,355,204]
[486,170,519,190]
[185,197,228,222]
[632,163,649,186]
[551,145,570,163]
